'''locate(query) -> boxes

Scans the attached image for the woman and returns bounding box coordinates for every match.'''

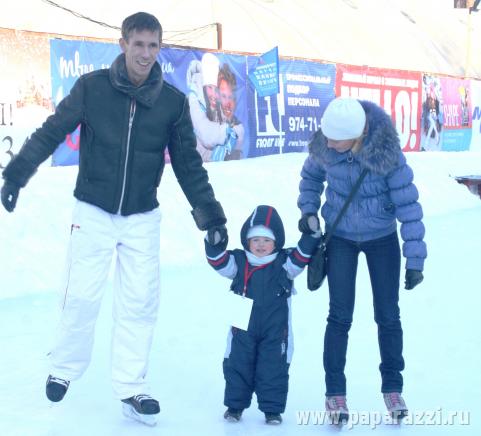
[297,97,427,423]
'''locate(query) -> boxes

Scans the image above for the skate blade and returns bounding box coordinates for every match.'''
[224,415,241,423]
[328,412,349,427]
[266,419,282,425]
[122,403,159,427]
[390,409,408,424]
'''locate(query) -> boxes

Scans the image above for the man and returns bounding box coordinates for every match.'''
[216,63,244,161]
[0,12,227,424]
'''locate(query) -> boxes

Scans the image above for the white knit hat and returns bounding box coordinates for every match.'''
[201,52,220,86]
[247,225,275,241]
[320,97,366,140]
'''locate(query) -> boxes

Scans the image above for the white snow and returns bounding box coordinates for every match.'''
[0,151,480,435]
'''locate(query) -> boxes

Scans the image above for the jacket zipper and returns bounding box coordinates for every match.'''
[347,151,359,238]
[349,152,361,240]
[117,98,136,214]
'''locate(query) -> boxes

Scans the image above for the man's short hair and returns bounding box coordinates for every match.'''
[218,63,237,90]
[121,12,162,41]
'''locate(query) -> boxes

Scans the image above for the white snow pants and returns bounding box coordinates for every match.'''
[49,200,161,399]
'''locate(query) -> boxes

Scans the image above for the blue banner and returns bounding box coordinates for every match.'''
[49,40,337,164]
[248,47,279,97]
[246,58,336,158]
[159,48,249,162]
[49,40,249,165]
[50,39,120,166]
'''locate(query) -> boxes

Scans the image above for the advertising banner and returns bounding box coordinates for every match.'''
[160,48,249,162]
[6,30,480,169]
[0,29,53,170]
[50,39,120,165]
[49,40,249,165]
[420,74,444,151]
[336,64,422,151]
[470,79,481,152]
[439,77,472,151]
[247,58,336,158]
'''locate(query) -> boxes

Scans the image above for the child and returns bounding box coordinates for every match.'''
[204,205,320,424]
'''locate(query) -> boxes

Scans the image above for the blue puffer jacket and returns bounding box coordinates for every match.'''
[298,100,427,271]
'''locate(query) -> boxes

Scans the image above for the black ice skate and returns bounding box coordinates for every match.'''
[224,408,243,422]
[265,413,283,424]
[121,394,160,426]
[46,375,70,402]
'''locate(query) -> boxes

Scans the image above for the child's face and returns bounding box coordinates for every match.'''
[248,237,275,257]
[204,84,218,111]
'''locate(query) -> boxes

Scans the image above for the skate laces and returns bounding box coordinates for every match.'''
[326,395,348,412]
[48,376,70,388]
[384,392,406,409]
[132,394,155,403]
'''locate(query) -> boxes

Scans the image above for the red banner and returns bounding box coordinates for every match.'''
[335,65,422,151]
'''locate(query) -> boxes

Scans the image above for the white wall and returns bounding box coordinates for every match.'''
[1,0,480,77]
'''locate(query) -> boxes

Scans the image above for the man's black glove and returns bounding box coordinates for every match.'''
[207,224,228,248]
[404,269,424,290]
[191,200,226,231]
[298,213,320,235]
[1,180,20,212]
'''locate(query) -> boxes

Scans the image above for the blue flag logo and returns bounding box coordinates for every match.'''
[248,46,280,97]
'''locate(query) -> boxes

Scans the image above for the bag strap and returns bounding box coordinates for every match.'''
[323,168,368,246]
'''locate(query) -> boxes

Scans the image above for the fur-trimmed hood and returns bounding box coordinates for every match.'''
[109,53,163,108]
[309,100,401,175]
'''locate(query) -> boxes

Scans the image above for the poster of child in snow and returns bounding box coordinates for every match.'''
[185,52,245,162]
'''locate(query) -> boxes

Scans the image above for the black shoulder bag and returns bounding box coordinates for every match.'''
[307,169,368,291]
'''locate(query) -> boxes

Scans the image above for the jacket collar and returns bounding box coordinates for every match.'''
[109,54,163,108]
[245,250,278,266]
[310,100,401,175]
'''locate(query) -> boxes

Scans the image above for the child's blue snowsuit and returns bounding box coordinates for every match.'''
[205,205,319,414]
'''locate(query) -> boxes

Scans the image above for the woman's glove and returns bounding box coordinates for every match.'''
[404,269,424,290]
[298,213,320,235]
